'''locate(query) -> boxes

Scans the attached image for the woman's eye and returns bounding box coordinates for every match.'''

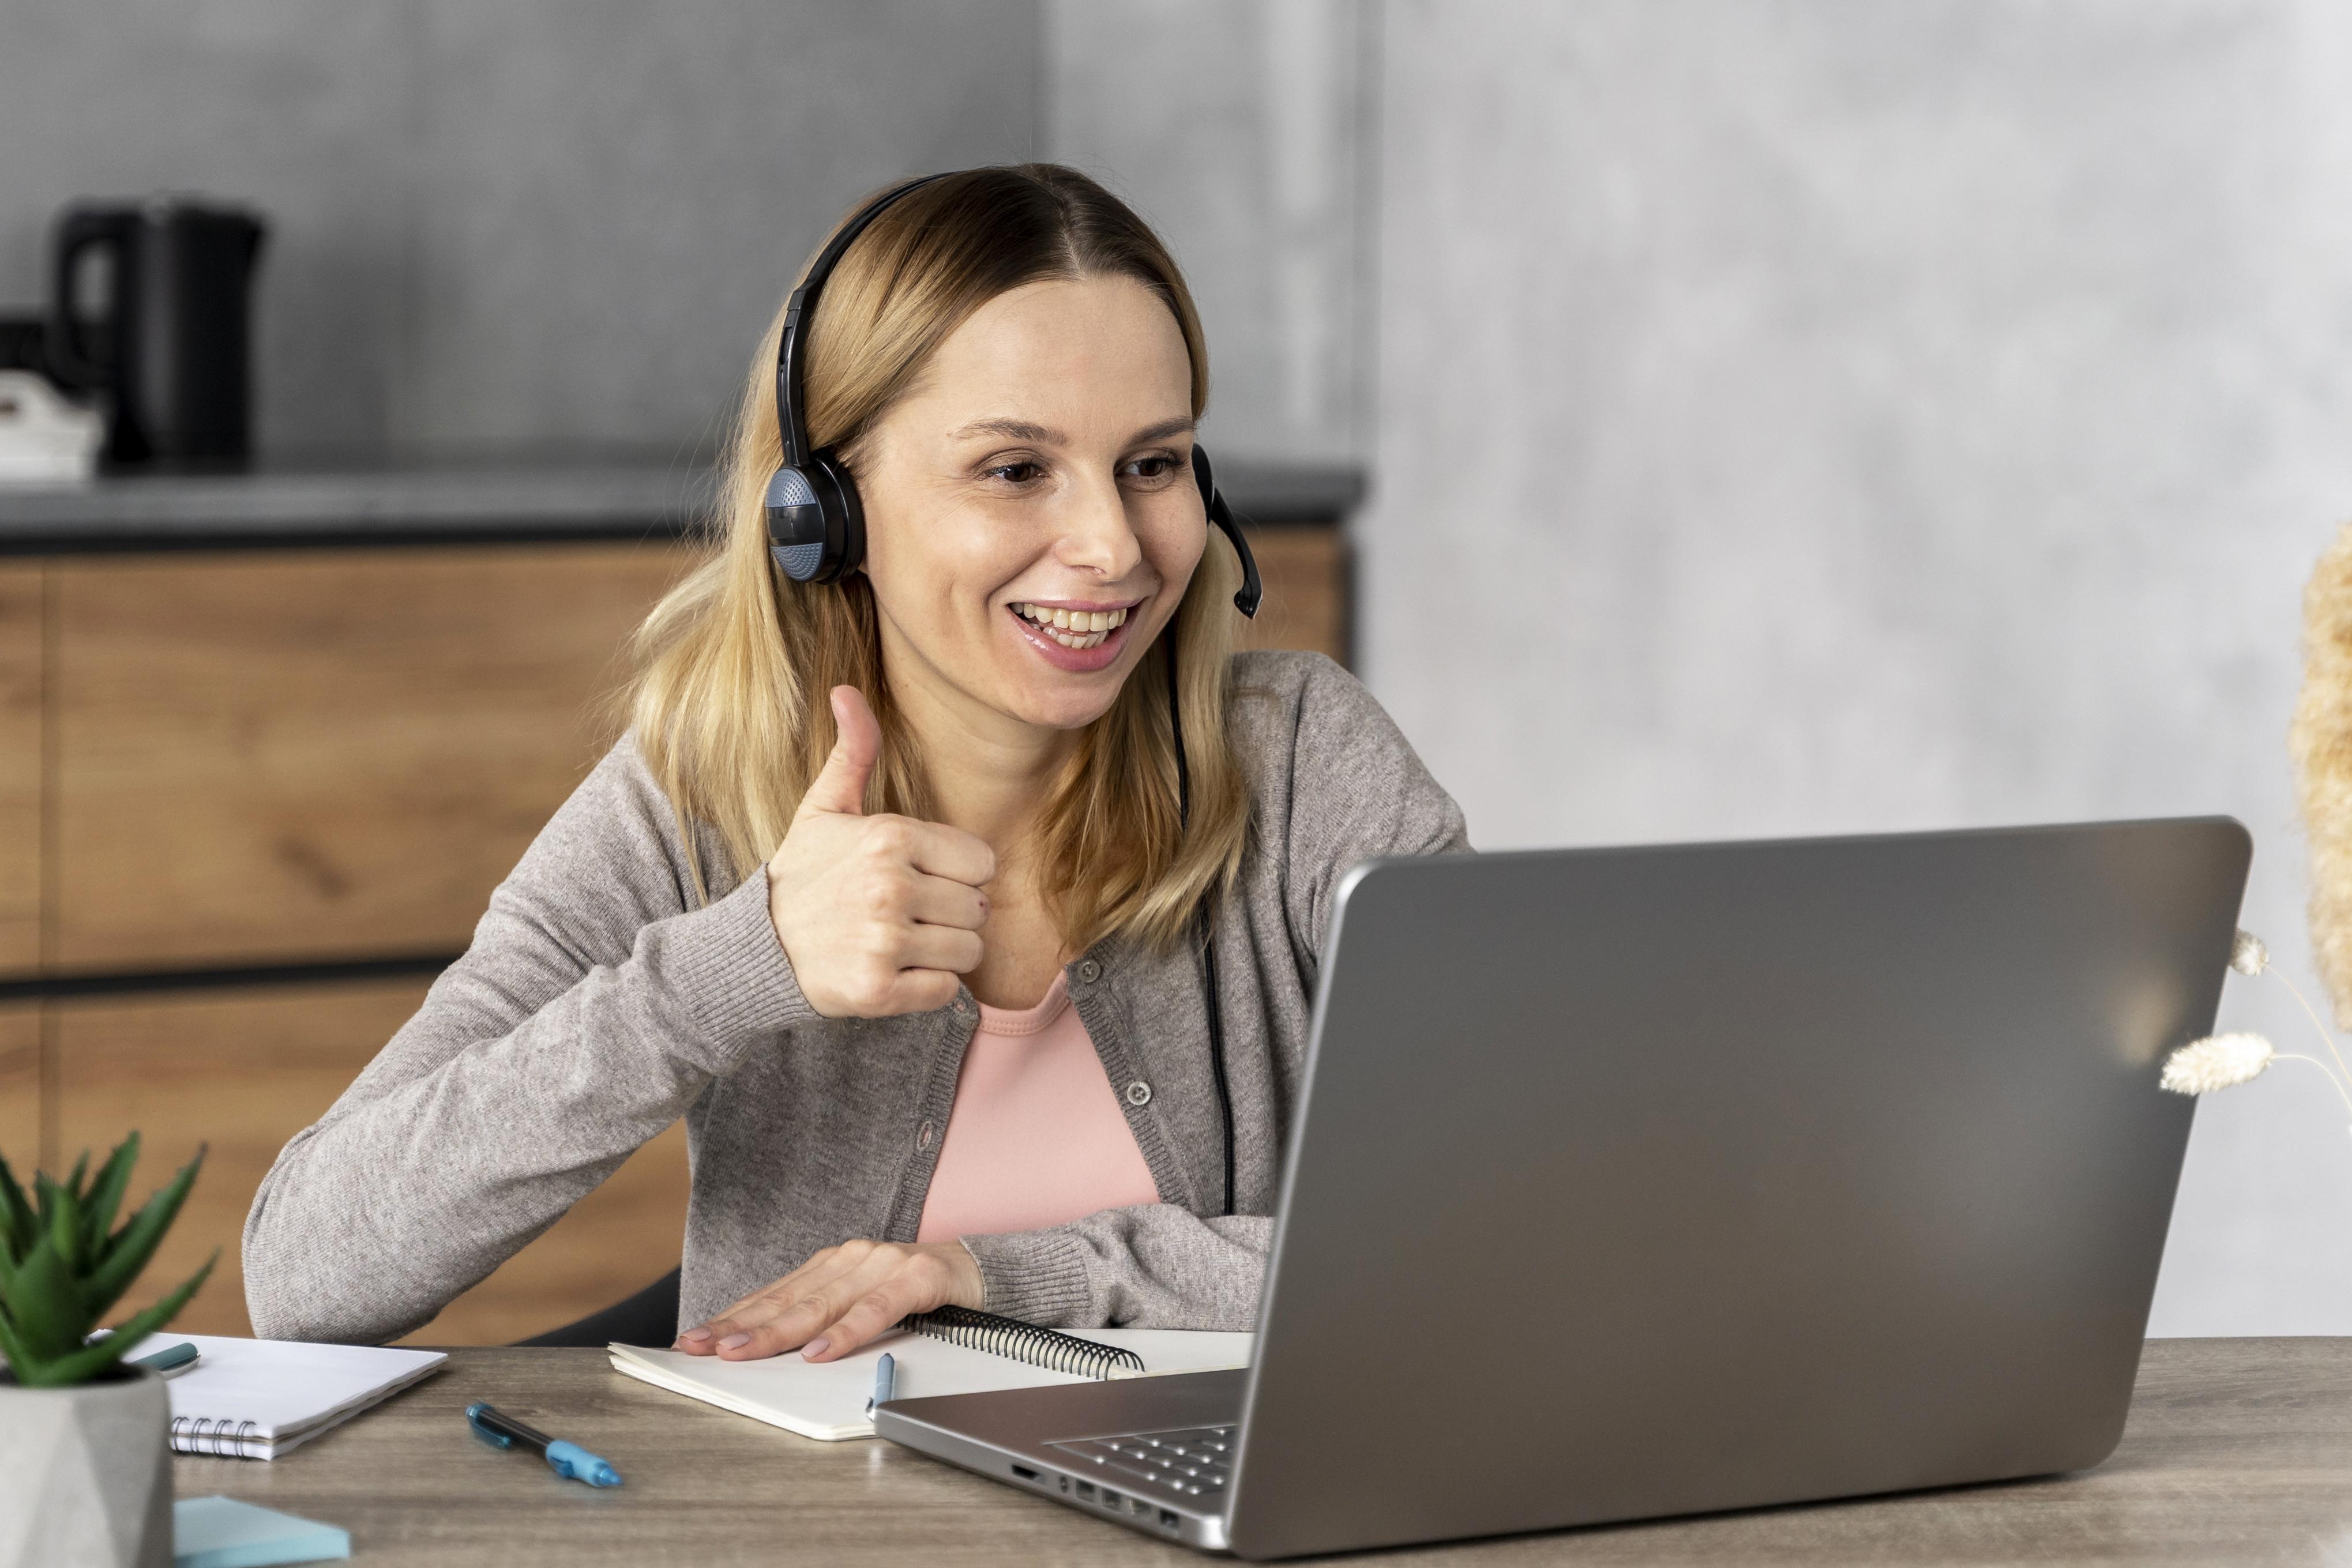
[986,461,1045,485]
[1123,454,1179,482]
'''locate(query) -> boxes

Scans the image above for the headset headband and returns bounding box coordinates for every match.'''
[775,174,949,468]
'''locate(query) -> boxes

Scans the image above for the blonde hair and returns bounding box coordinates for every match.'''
[628,164,1250,953]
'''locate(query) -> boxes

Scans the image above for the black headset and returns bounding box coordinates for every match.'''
[769,173,1254,1217]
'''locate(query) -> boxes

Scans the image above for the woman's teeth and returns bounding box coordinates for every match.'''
[1012,602,1128,650]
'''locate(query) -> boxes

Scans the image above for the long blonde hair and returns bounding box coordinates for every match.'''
[629,164,1250,953]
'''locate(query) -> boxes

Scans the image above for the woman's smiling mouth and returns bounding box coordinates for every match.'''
[1006,597,1141,672]
[1010,599,1130,649]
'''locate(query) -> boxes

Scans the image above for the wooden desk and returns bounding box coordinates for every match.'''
[170,1339,2352,1565]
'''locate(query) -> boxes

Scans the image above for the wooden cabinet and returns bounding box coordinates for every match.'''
[0,1003,36,1175]
[51,544,689,973]
[0,566,39,975]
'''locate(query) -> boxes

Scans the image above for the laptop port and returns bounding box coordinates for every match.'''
[1010,1465,1040,1483]
[1130,1498,1151,1516]
[1101,1488,1123,1509]
[1076,1481,1096,1502]
[1158,1509,1180,1530]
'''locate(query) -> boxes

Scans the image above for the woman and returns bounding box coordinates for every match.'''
[243,164,1467,1360]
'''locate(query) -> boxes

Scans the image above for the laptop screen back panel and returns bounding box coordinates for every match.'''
[1226,819,2249,1559]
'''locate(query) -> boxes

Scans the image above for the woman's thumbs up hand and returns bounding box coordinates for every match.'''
[796,679,885,818]
[765,685,997,1017]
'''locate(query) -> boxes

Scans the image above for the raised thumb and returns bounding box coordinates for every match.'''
[799,685,880,818]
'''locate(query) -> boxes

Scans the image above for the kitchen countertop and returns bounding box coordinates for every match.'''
[0,457,1366,553]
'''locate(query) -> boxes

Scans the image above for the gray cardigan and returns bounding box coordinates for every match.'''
[242,650,1470,1343]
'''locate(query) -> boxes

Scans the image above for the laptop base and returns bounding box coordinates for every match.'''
[875,1370,1244,1552]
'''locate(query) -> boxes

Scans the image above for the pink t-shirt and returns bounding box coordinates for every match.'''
[915,969,1162,1242]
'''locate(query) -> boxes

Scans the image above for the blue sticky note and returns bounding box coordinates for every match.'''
[174,1496,351,1568]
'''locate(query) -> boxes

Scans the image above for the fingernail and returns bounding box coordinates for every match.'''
[802,1337,832,1360]
[678,1328,712,1344]
[718,1332,752,1351]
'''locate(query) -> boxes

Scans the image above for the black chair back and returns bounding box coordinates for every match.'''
[518,1267,682,1348]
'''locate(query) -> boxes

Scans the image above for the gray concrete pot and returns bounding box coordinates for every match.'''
[0,1365,171,1568]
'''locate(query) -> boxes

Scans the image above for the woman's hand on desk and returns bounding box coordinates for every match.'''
[672,1238,985,1361]
[767,686,997,1018]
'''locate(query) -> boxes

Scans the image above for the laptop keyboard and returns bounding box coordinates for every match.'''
[1047,1424,1235,1499]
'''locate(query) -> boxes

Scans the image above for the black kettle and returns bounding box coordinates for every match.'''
[47,196,268,466]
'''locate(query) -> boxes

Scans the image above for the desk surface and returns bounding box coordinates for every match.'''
[172,1339,2351,1565]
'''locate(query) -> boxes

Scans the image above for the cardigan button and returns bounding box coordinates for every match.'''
[1077,958,1102,984]
[918,1119,936,1149]
[1124,1080,1152,1107]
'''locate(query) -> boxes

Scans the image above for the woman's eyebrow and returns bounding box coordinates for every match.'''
[948,417,1062,444]
[945,416,1197,445]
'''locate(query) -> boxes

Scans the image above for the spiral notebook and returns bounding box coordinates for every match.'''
[608,1306,1253,1441]
[119,1332,446,1460]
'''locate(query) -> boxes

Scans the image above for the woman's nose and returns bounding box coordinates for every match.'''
[1054,472,1144,579]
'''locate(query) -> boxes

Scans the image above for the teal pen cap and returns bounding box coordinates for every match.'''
[465,1400,622,1488]
[129,1340,200,1374]
[867,1352,896,1415]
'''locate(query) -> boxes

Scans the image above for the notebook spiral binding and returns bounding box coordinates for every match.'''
[170,1415,262,1457]
[902,1305,1145,1379]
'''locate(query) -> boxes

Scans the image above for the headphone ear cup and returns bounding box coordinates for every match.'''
[765,464,831,581]
[765,452,867,583]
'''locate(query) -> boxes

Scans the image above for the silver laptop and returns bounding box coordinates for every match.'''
[876,819,2250,1558]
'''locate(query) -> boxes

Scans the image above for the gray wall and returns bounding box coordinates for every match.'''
[0,0,1040,459]
[1356,0,2352,1335]
[1043,0,1373,464]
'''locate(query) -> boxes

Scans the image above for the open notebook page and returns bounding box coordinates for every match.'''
[610,1326,1253,1441]
[121,1332,446,1459]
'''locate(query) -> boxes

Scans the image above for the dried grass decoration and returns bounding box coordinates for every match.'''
[2178,530,2352,1121]
[2160,930,2352,1127]
[2294,522,2352,1026]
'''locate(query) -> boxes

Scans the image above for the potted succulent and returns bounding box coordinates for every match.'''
[0,1134,212,1568]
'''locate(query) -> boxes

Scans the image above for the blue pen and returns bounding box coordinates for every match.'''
[465,1401,622,1487]
[866,1352,896,1415]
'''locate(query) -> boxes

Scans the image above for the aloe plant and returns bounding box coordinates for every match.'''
[0,1134,214,1389]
